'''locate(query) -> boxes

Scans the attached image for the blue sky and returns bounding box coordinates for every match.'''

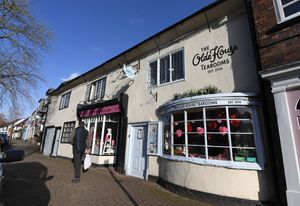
[20,0,215,117]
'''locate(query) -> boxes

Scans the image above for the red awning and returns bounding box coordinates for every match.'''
[79,104,120,118]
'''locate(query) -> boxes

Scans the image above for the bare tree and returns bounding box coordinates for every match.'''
[0,0,51,112]
[0,112,7,125]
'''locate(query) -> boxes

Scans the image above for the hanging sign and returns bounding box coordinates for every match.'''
[123,64,137,79]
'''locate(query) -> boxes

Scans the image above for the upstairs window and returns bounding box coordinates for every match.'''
[59,92,71,109]
[274,0,300,22]
[149,49,184,87]
[89,77,106,100]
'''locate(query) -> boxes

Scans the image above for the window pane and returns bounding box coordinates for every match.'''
[173,112,184,122]
[187,109,203,121]
[100,78,106,98]
[208,147,230,161]
[92,121,102,155]
[150,61,157,86]
[160,55,170,84]
[281,0,296,5]
[188,146,205,158]
[207,134,229,147]
[230,120,253,133]
[229,107,252,119]
[231,134,255,147]
[173,121,185,144]
[187,121,204,134]
[283,1,300,17]
[102,121,118,155]
[206,120,228,133]
[188,133,205,145]
[172,50,184,81]
[174,145,185,156]
[148,123,158,154]
[163,124,171,154]
[233,148,257,163]
[206,108,226,119]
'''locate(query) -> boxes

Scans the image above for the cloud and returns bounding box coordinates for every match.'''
[61,72,80,82]
[92,46,103,53]
[129,17,144,24]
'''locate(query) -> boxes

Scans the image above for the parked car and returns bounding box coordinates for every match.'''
[0,133,9,151]
[0,149,25,197]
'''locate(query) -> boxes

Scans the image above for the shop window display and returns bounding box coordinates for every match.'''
[163,106,258,165]
[84,115,119,156]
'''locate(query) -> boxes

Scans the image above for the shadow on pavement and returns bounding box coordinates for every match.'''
[107,167,139,206]
[1,162,52,206]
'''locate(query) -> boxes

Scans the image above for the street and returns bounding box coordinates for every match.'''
[0,140,212,206]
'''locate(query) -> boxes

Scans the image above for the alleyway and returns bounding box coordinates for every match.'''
[1,140,212,206]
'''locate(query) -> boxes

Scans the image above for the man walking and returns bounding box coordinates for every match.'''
[70,120,90,183]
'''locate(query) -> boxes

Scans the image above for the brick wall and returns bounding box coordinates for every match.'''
[251,0,300,70]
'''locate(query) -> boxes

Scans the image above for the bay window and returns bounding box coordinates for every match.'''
[149,49,184,86]
[160,94,264,170]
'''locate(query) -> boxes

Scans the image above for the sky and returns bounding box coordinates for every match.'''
[17,0,215,117]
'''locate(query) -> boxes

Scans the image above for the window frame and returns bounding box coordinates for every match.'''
[274,0,300,23]
[59,92,71,110]
[149,48,185,87]
[61,121,76,143]
[89,77,107,101]
[147,121,162,155]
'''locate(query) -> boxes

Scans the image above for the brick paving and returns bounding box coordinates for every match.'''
[1,140,213,206]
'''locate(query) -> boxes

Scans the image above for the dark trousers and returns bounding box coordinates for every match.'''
[73,151,83,179]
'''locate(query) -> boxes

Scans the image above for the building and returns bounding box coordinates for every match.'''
[250,0,300,205]
[43,0,277,205]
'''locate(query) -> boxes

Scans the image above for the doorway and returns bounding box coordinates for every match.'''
[51,127,61,156]
[127,125,147,179]
[43,127,55,156]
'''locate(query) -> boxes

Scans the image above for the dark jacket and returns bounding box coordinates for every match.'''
[70,126,89,153]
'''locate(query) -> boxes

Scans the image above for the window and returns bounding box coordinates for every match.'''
[84,115,119,156]
[61,121,75,143]
[274,0,300,22]
[59,92,71,109]
[89,78,106,100]
[147,122,161,154]
[162,104,262,169]
[149,49,184,86]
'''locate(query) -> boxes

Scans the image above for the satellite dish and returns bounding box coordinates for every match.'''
[123,64,137,79]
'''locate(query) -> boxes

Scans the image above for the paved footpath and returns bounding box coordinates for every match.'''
[1,140,213,206]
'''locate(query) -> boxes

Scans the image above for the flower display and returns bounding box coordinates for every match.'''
[207,121,218,130]
[196,127,204,136]
[230,113,241,128]
[176,129,183,137]
[218,126,228,135]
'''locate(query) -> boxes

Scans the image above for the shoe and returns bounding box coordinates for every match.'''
[71,178,80,183]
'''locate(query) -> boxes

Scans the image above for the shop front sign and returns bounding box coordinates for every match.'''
[192,45,238,74]
[79,104,120,118]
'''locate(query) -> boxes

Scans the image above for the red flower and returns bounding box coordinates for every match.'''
[187,123,193,132]
[208,121,217,130]
[230,114,241,128]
